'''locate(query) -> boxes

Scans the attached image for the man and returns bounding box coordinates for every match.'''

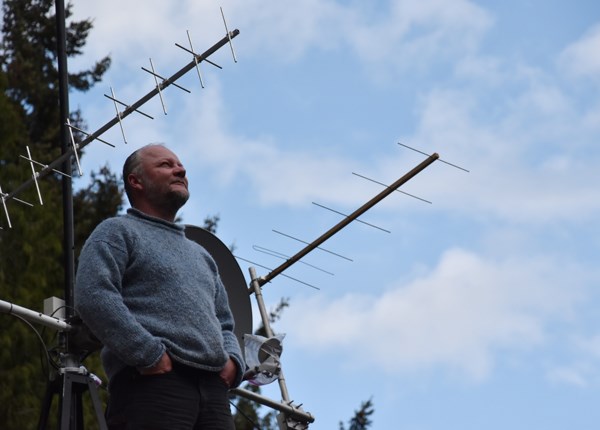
[75,144,244,429]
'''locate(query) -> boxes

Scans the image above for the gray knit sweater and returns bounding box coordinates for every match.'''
[75,208,244,387]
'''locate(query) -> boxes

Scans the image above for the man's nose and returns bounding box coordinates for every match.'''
[174,165,186,177]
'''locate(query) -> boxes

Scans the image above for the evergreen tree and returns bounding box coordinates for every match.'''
[339,398,375,430]
[203,214,220,234]
[73,166,123,259]
[0,0,113,428]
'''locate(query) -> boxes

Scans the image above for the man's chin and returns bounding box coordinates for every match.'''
[169,191,190,209]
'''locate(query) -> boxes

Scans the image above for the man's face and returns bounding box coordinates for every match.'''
[136,146,190,210]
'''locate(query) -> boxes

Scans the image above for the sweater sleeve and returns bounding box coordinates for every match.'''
[74,223,165,369]
[213,274,246,387]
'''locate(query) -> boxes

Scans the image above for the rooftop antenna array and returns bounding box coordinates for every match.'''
[0,4,470,430]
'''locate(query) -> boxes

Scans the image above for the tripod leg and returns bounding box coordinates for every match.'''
[61,373,74,430]
[87,378,108,430]
[39,370,107,430]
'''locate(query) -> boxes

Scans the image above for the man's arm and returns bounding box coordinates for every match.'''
[213,275,246,387]
[75,226,165,370]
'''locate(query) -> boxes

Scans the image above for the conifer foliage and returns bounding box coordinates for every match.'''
[0,1,116,428]
[339,398,375,430]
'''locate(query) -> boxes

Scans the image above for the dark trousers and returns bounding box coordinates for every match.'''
[106,362,235,430]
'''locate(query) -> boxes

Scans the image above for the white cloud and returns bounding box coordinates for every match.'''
[348,0,492,68]
[396,74,600,224]
[226,0,493,80]
[222,0,347,62]
[547,364,590,387]
[576,334,600,359]
[559,23,600,80]
[73,0,492,77]
[279,248,584,380]
[72,1,224,69]
[546,335,600,387]
[455,55,505,85]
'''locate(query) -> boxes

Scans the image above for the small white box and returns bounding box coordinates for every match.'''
[43,296,66,320]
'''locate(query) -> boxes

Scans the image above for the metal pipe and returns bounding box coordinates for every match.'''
[0,299,71,331]
[231,387,314,424]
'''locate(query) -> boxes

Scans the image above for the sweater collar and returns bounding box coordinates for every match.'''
[126,207,185,232]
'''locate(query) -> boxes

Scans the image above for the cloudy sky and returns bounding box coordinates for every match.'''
[63,0,600,428]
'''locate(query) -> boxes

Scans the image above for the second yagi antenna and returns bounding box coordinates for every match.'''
[0,22,240,228]
[254,152,440,288]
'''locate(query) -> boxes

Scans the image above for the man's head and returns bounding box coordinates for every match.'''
[122,144,189,221]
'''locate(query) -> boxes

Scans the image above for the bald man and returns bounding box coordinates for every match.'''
[76,144,244,429]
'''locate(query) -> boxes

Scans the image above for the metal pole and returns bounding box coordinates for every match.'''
[55,0,75,319]
[231,387,314,424]
[248,267,291,402]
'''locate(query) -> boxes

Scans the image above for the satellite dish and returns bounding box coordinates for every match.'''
[184,225,252,352]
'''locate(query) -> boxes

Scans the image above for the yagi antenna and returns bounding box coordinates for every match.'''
[1,28,240,228]
[257,153,440,287]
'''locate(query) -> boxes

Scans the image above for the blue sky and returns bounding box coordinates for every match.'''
[63,0,600,428]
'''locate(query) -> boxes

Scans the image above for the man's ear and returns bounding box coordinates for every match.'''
[128,173,143,191]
